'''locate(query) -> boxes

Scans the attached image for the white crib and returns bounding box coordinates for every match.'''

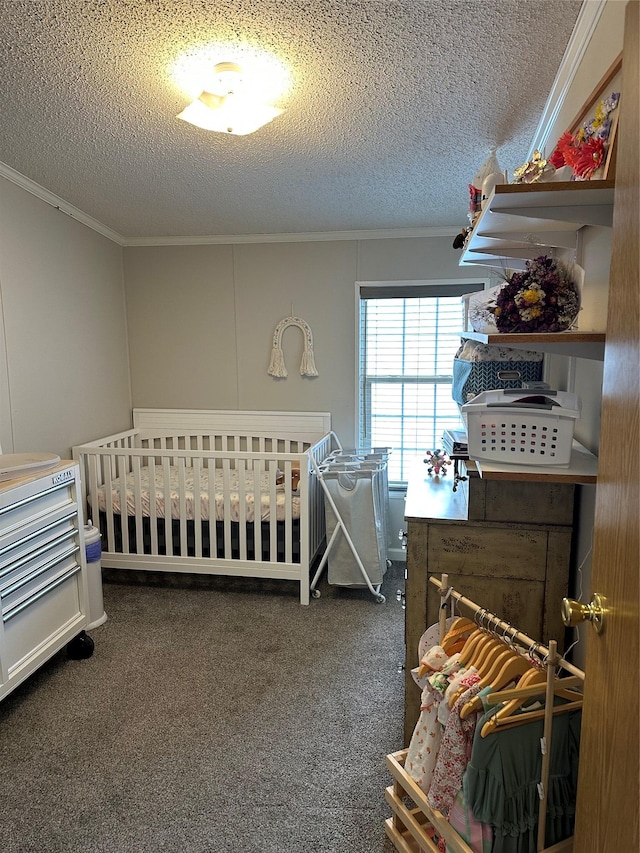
[72,409,338,604]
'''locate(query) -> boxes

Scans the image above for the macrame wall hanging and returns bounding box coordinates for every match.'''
[268,315,318,378]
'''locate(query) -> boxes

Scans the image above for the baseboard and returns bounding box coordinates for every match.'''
[387,546,407,563]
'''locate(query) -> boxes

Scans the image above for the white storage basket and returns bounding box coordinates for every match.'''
[462,390,581,467]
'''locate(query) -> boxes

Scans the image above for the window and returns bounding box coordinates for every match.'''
[358,281,485,485]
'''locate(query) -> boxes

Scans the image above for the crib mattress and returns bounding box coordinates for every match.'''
[96,466,300,523]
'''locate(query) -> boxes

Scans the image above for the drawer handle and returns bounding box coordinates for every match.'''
[3,564,81,622]
[0,510,77,558]
[1,544,80,598]
[0,480,75,517]
[0,529,78,580]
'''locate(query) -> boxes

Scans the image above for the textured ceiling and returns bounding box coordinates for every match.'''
[0,0,583,241]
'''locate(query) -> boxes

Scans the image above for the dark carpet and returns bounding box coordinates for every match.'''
[0,563,406,853]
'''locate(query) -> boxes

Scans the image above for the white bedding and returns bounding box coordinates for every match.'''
[97,466,300,523]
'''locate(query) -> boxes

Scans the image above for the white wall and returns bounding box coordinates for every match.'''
[0,177,132,458]
[123,234,474,446]
[123,245,238,410]
[542,0,626,154]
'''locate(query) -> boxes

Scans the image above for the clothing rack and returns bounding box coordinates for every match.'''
[385,573,584,853]
[432,573,585,681]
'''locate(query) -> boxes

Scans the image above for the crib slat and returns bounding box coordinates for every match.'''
[222,458,232,559]
[85,453,100,531]
[282,459,293,565]
[252,466,263,561]
[207,458,218,558]
[237,457,247,562]
[131,456,144,553]
[117,455,130,553]
[177,458,188,557]
[172,435,181,467]
[162,457,172,555]
[103,455,116,553]
[268,460,278,561]
[148,457,159,555]
[192,456,203,558]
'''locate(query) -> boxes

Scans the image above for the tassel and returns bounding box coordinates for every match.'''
[300,348,318,377]
[268,346,288,377]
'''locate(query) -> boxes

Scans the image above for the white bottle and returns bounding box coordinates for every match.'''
[475,148,504,209]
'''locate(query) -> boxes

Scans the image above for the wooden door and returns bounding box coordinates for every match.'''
[573,2,639,850]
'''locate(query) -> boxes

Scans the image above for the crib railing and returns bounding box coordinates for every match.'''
[73,428,339,572]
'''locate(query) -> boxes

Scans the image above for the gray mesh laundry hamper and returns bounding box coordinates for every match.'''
[320,462,388,588]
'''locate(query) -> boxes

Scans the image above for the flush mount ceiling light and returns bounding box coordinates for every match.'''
[177,61,284,136]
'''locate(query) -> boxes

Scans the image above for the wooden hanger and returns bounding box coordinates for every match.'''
[455,608,495,668]
[459,653,534,719]
[486,673,583,704]
[480,648,532,691]
[457,613,505,671]
[454,628,485,667]
[474,639,510,676]
[477,645,516,683]
[448,636,508,707]
[480,671,583,737]
[440,616,476,656]
[418,616,485,678]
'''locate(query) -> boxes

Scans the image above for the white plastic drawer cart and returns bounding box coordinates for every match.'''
[0,460,94,702]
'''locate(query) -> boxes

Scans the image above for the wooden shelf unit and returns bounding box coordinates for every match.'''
[460,180,615,269]
[385,749,473,853]
[386,742,575,852]
[458,180,614,359]
[460,329,605,361]
[471,443,598,485]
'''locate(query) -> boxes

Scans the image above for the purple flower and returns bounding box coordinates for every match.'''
[491,256,580,333]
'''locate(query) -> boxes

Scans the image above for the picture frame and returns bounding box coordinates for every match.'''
[566,52,622,180]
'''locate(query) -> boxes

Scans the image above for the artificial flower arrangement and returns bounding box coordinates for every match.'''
[550,91,620,180]
[511,150,554,184]
[487,255,581,333]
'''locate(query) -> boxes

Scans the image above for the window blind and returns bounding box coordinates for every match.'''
[358,283,483,485]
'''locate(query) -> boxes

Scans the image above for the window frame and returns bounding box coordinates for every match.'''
[355,278,491,488]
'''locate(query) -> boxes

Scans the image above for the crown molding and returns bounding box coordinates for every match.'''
[0,160,459,244]
[121,226,459,246]
[528,0,607,157]
[0,161,125,245]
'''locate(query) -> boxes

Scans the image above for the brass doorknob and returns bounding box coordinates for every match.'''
[561,594,605,634]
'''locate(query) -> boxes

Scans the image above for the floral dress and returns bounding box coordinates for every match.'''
[405,644,449,791]
[427,679,482,815]
[405,618,454,792]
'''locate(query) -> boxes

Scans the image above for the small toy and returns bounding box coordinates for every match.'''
[452,226,471,250]
[424,449,452,477]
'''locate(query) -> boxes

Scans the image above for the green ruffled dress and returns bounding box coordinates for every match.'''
[463,704,582,853]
